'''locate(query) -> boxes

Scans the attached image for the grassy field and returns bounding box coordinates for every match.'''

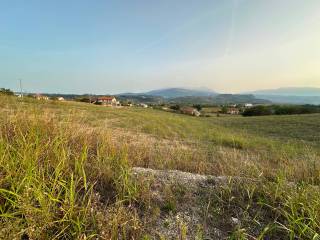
[1,96,320,239]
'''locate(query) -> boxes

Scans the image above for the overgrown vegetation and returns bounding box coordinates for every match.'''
[0,88,14,96]
[0,107,143,239]
[210,178,320,239]
[0,95,319,239]
[243,104,320,116]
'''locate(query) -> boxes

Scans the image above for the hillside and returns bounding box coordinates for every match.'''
[169,94,271,105]
[250,87,320,104]
[144,87,218,98]
[251,87,320,96]
[116,94,165,104]
[1,95,320,239]
[253,94,320,105]
[116,92,271,105]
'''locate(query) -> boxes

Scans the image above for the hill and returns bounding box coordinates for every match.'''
[251,87,320,96]
[144,87,218,98]
[116,94,164,104]
[250,87,320,104]
[253,95,320,105]
[1,95,320,239]
[118,89,271,105]
[170,94,271,105]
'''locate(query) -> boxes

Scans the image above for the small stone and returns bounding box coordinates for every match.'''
[231,217,240,226]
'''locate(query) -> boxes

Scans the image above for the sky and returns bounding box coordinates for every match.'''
[0,0,320,94]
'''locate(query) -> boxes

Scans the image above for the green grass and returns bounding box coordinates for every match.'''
[214,114,320,146]
[5,96,319,148]
[209,177,320,239]
[1,95,320,239]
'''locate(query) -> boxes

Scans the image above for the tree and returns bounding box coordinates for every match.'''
[242,105,320,117]
[51,96,59,101]
[0,88,14,96]
[170,105,181,111]
[76,97,91,103]
[220,106,228,114]
[193,104,202,111]
[242,105,273,116]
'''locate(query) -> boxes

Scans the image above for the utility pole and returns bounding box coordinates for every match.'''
[19,79,23,98]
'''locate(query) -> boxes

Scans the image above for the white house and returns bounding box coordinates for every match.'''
[139,103,148,108]
[181,107,201,117]
[245,103,253,108]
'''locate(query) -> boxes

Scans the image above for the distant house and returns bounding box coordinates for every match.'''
[227,107,240,115]
[57,97,65,101]
[181,107,201,117]
[245,103,253,108]
[95,96,118,106]
[139,103,148,108]
[34,94,49,100]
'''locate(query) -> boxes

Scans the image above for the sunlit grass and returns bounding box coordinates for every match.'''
[0,95,319,238]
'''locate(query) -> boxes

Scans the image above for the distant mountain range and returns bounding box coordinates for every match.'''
[144,88,218,98]
[168,94,270,105]
[118,87,320,105]
[117,88,269,105]
[250,87,320,96]
[119,88,217,98]
[253,95,320,105]
[249,87,320,104]
[24,87,320,105]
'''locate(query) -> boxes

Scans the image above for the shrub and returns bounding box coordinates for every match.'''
[242,105,273,116]
[170,104,181,111]
[0,88,14,96]
[193,104,202,111]
[243,105,320,117]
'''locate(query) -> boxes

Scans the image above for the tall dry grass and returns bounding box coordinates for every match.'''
[0,109,144,239]
[1,96,320,239]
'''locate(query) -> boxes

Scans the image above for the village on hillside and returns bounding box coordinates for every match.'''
[4,87,319,118]
[0,87,260,118]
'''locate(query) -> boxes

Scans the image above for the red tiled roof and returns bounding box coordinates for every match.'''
[97,96,114,101]
[181,107,196,112]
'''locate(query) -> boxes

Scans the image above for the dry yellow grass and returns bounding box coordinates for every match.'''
[1,95,319,239]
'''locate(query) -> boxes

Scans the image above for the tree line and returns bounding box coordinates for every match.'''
[0,88,14,95]
[242,105,320,116]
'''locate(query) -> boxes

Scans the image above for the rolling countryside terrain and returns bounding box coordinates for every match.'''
[1,95,320,239]
[2,0,320,239]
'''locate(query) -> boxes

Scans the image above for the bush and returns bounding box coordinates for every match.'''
[170,104,181,111]
[0,88,14,96]
[220,106,228,114]
[242,105,273,116]
[242,105,320,117]
[193,104,202,111]
[274,105,320,115]
[76,97,91,103]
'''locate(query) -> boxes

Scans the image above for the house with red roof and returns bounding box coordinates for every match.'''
[95,96,119,106]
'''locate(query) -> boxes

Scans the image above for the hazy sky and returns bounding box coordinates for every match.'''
[1,0,320,94]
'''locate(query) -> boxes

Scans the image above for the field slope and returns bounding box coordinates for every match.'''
[0,96,319,239]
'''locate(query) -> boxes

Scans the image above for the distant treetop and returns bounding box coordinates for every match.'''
[0,88,14,96]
